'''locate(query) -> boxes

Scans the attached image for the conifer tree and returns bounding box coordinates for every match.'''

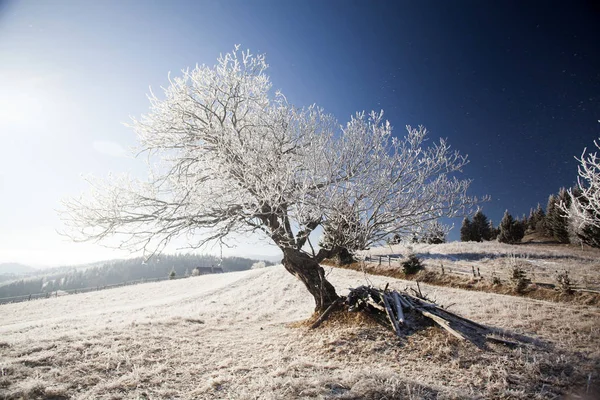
[488,220,499,240]
[527,208,536,232]
[530,203,546,235]
[520,213,528,228]
[544,195,557,238]
[460,217,473,241]
[471,210,491,241]
[514,217,526,241]
[498,210,524,244]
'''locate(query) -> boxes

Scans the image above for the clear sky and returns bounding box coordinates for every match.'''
[1,0,598,267]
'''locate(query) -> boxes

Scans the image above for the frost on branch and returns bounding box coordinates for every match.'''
[561,138,600,229]
[60,47,482,309]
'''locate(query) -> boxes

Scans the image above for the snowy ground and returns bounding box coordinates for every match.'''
[1,265,599,399]
[361,241,600,289]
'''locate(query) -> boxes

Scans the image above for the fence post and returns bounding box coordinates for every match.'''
[378,256,382,266]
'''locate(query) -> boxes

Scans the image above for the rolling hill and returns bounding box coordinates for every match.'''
[0,263,36,275]
[1,263,599,399]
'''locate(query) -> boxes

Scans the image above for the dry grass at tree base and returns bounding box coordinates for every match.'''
[1,266,600,399]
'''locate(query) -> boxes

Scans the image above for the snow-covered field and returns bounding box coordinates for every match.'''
[361,241,600,289]
[1,265,599,399]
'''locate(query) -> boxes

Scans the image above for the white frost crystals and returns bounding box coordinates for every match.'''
[562,138,600,228]
[60,46,482,258]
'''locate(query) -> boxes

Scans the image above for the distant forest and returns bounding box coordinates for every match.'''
[0,254,273,299]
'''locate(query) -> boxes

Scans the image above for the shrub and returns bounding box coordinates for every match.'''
[251,261,266,269]
[402,253,424,275]
[555,270,574,295]
[491,271,502,286]
[510,264,531,294]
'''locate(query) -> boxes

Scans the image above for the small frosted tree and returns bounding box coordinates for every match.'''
[61,47,480,312]
[419,220,449,244]
[561,138,600,231]
[319,204,366,265]
[567,187,600,248]
[251,261,267,269]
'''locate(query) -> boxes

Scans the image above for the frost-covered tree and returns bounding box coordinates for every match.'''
[251,261,267,269]
[319,204,365,265]
[419,220,449,244]
[567,187,600,248]
[61,47,480,311]
[561,138,600,230]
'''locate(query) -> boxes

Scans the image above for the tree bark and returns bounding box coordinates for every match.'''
[282,248,339,312]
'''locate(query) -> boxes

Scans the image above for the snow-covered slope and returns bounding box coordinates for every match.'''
[1,265,598,399]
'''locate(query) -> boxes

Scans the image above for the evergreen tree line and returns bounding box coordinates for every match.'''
[0,254,272,299]
[526,187,600,248]
[460,187,600,247]
[460,209,526,244]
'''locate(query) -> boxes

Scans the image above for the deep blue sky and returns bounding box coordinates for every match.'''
[1,0,599,264]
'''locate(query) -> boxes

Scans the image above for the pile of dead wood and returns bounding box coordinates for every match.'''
[311,283,520,348]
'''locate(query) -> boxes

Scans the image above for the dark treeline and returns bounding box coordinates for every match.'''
[460,186,600,247]
[0,254,272,299]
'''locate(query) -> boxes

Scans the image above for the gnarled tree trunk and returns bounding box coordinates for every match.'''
[282,249,339,312]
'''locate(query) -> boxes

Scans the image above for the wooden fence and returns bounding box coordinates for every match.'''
[362,254,476,278]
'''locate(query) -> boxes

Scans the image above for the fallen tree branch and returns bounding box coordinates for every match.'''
[382,292,401,336]
[342,285,519,347]
[392,292,405,324]
[420,310,466,340]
